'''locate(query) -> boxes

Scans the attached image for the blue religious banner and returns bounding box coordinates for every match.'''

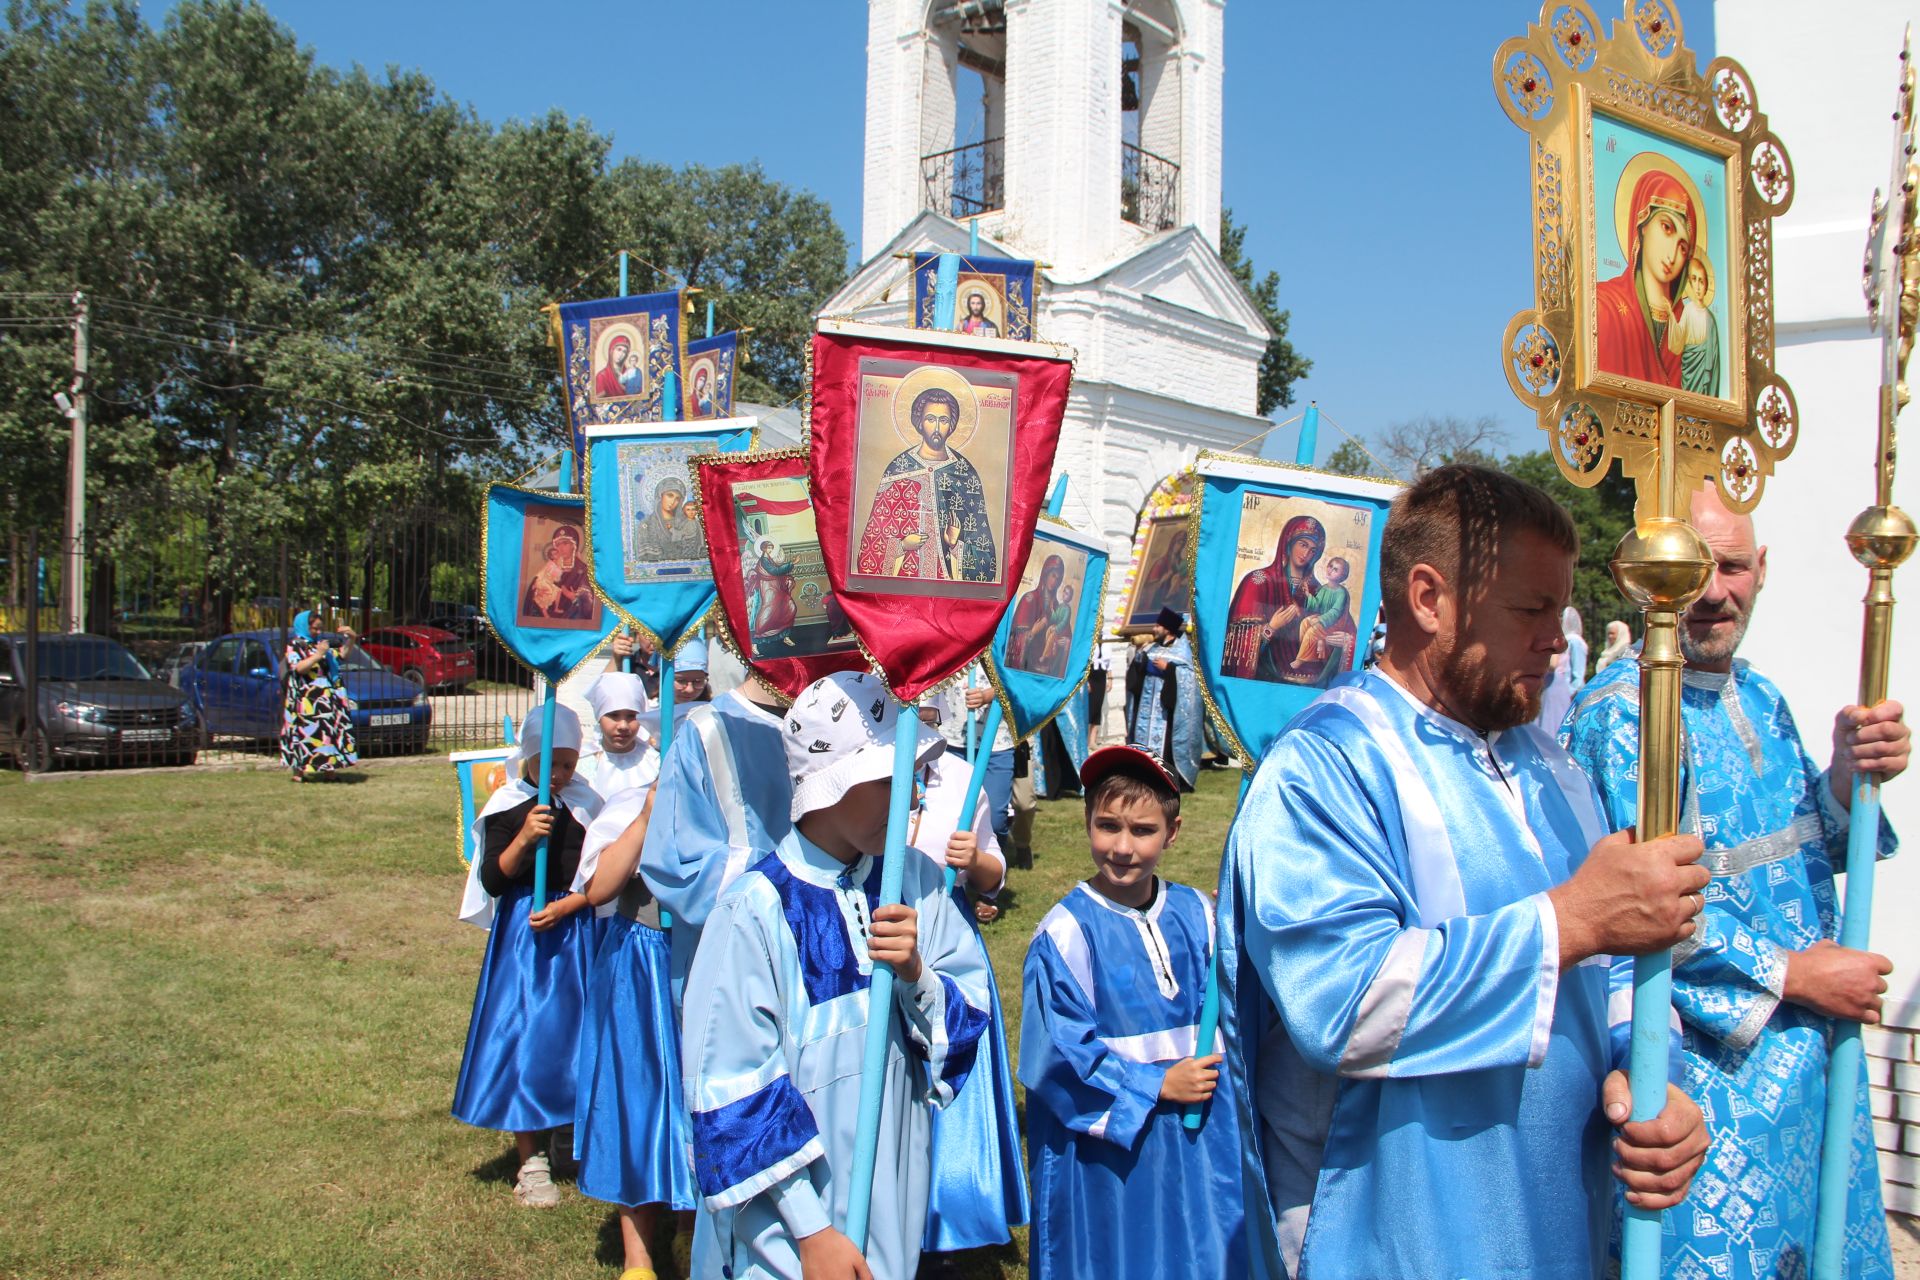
[985,513,1108,743]
[1189,452,1400,765]
[583,418,756,653]
[481,483,619,681]
[912,252,1038,341]
[449,746,513,865]
[550,290,686,482]
[682,331,738,421]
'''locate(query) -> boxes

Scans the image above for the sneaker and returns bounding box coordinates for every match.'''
[513,1153,560,1208]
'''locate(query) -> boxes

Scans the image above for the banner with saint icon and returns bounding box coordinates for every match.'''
[682,331,739,421]
[984,514,1108,743]
[807,319,1073,701]
[1189,453,1399,764]
[583,419,757,653]
[912,252,1038,341]
[695,448,869,700]
[1114,471,1197,636]
[481,482,619,681]
[551,290,687,482]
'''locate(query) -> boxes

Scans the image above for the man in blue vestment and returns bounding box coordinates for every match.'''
[1564,483,1910,1278]
[1125,607,1203,791]
[1219,465,1713,1280]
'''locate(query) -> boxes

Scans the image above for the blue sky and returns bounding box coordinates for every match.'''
[153,0,1715,465]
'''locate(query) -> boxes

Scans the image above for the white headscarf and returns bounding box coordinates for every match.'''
[458,704,603,928]
[581,672,659,799]
[1597,619,1633,672]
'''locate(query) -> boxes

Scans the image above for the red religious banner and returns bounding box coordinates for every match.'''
[695,448,869,701]
[807,319,1073,701]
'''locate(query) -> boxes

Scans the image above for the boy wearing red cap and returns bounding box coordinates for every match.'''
[1019,745,1246,1280]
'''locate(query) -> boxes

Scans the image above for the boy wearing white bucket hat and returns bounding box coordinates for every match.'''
[680,671,993,1280]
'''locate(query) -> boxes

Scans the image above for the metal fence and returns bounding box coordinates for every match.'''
[1,513,540,774]
[922,137,1006,220]
[1121,141,1180,232]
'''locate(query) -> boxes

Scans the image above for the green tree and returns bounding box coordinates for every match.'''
[1220,208,1311,416]
[1325,437,1388,478]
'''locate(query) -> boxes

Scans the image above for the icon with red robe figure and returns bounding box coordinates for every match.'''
[1219,494,1372,688]
[849,360,1014,600]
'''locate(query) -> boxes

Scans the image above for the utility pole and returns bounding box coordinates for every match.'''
[66,290,87,634]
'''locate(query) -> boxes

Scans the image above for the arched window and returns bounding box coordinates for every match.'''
[1121,2,1181,231]
[922,1,1006,218]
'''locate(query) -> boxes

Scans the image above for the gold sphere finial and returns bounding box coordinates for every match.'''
[1846,504,1920,571]
[1610,516,1714,613]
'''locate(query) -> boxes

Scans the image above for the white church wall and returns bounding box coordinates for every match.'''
[1716,0,1920,1203]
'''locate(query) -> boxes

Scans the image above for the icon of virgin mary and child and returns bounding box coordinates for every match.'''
[1005,553,1076,678]
[1594,157,1721,398]
[1221,514,1356,687]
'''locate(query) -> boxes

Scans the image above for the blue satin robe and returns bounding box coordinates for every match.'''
[1564,658,1896,1278]
[1218,671,1621,1279]
[1022,878,1247,1280]
[638,687,792,1002]
[1127,635,1203,789]
[681,830,991,1280]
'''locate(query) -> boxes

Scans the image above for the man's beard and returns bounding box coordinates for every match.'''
[1680,600,1752,666]
[1436,635,1539,733]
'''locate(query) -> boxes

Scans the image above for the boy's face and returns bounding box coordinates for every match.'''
[1327,560,1349,585]
[1087,792,1181,895]
[825,777,894,857]
[525,747,580,791]
[600,710,640,754]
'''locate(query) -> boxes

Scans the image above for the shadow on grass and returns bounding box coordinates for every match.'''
[469,1145,520,1187]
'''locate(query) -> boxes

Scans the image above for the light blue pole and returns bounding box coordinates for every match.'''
[934,253,959,331]
[1620,949,1672,1274]
[558,450,574,494]
[1185,769,1251,1131]
[969,217,979,256]
[531,686,558,910]
[1296,402,1321,467]
[655,651,678,932]
[1813,775,1883,1278]
[618,250,629,296]
[844,697,923,1251]
[502,713,516,746]
[706,299,715,339]
[944,474,1071,894]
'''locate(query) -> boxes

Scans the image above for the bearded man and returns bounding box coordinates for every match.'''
[1563,482,1909,1278]
[1218,464,1712,1279]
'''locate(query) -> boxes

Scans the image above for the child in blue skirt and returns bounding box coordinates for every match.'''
[453,705,606,1207]
[573,783,697,1280]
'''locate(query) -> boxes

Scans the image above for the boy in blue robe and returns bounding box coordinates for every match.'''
[1563,483,1908,1278]
[638,671,792,1002]
[1022,744,1246,1280]
[680,671,992,1280]
[1219,465,1714,1279]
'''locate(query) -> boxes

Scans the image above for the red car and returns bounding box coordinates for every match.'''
[360,625,476,692]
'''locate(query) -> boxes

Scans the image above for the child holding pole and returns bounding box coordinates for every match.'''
[1020,745,1246,1279]
[680,671,991,1280]
[452,705,606,1207]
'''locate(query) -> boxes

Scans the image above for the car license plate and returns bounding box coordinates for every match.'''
[119,728,172,743]
[370,712,409,727]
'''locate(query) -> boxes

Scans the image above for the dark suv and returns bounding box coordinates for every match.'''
[0,633,200,769]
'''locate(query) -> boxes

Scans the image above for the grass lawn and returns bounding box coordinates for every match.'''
[0,759,1245,1279]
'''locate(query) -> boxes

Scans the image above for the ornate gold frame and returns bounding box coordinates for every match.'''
[1494,0,1796,514]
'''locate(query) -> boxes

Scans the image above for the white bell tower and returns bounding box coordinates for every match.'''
[827,0,1271,569]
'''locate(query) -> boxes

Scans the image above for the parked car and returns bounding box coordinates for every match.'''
[154,640,209,688]
[179,629,432,755]
[359,625,476,692]
[425,613,528,686]
[0,632,200,769]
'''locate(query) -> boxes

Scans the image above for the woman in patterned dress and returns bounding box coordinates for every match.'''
[280,610,359,781]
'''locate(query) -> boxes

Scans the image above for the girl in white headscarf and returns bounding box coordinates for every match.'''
[452,705,607,1209]
[578,672,658,801]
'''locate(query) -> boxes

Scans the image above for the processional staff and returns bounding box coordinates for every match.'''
[1813,32,1920,1280]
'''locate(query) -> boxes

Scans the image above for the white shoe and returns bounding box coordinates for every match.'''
[513,1153,560,1208]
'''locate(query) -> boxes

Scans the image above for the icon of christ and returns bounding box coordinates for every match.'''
[854,383,998,584]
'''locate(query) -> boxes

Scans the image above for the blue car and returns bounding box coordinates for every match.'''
[181,629,432,755]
